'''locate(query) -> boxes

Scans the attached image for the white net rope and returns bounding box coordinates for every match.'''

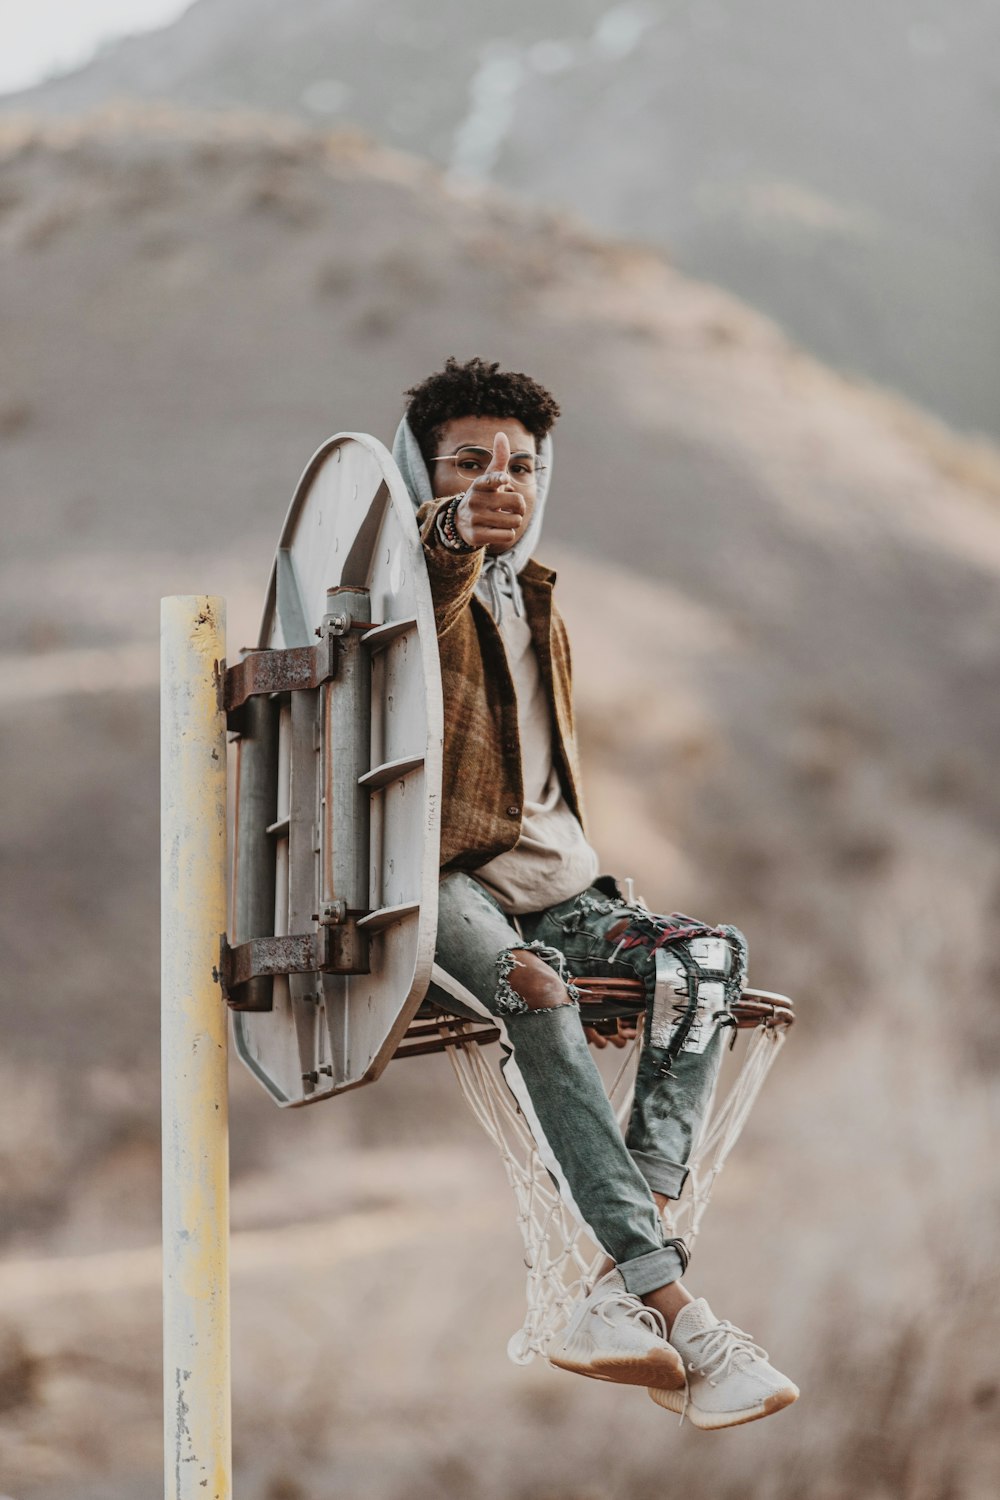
[444,1012,788,1365]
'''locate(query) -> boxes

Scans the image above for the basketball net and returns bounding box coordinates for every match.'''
[443,1007,789,1365]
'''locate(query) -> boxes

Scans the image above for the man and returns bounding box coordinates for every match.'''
[391,356,798,1429]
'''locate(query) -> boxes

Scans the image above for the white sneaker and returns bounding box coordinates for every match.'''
[547,1269,686,1389]
[648,1298,799,1429]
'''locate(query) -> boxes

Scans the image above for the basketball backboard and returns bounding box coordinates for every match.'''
[224,433,443,1106]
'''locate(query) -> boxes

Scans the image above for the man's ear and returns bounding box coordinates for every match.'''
[422,427,442,472]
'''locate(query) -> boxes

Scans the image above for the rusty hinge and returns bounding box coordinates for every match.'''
[219,931,329,1009]
[218,921,372,1009]
[224,637,339,733]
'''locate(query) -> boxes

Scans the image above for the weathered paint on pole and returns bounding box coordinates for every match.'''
[161,596,232,1500]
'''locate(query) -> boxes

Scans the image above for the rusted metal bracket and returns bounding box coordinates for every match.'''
[218,922,371,1010]
[219,931,329,1010]
[224,637,339,734]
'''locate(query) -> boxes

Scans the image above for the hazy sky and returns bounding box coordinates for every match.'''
[3,0,194,95]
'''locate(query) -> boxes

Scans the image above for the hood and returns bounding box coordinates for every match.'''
[391,412,553,623]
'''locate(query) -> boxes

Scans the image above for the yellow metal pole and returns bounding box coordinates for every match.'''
[161,596,232,1500]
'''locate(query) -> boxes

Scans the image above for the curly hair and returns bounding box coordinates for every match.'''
[404,356,560,465]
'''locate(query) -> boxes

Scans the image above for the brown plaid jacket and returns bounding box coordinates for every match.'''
[417,498,587,872]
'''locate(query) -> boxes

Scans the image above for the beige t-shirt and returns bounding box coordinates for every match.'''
[473,608,600,915]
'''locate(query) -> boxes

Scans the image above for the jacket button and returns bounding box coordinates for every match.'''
[507,805,521,818]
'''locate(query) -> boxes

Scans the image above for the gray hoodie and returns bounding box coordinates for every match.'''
[391,414,554,624]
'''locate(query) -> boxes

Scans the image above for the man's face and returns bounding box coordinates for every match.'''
[429,415,538,555]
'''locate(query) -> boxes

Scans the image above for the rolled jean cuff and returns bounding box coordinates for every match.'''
[629,1149,689,1200]
[617,1242,686,1297]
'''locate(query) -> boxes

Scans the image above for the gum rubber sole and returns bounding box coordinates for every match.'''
[648,1384,800,1428]
[549,1350,686,1390]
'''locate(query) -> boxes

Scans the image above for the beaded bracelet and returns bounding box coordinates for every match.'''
[436,493,477,553]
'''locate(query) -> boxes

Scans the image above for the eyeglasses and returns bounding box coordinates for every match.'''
[430,445,545,487]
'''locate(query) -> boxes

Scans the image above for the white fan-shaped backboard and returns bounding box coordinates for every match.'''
[231,433,443,1106]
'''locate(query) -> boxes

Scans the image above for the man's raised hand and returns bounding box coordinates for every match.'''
[453,432,526,549]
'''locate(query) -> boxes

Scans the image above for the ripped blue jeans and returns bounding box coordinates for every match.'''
[426,871,741,1297]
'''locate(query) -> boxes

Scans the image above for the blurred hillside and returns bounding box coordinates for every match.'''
[4,0,1000,442]
[1,108,999,1498]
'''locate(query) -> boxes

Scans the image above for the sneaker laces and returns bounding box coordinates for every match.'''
[591,1287,667,1341]
[684,1320,768,1385]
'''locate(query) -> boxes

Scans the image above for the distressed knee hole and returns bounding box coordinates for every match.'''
[495,944,580,1016]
